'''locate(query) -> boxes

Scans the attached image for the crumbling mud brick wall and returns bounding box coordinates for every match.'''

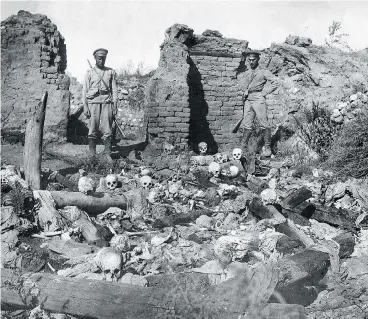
[145,24,285,153]
[1,10,70,143]
[146,25,192,150]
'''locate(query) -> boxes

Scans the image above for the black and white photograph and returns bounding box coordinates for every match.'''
[1,1,368,318]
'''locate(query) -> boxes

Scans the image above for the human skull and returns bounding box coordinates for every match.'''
[198,142,208,155]
[139,166,152,176]
[229,166,239,178]
[105,174,118,190]
[95,247,122,282]
[208,162,221,178]
[164,142,174,155]
[140,176,153,189]
[232,148,242,160]
[78,172,95,195]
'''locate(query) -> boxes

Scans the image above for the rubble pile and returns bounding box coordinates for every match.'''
[330,92,368,123]
[1,143,368,318]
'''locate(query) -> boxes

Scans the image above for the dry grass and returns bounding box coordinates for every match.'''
[327,109,368,178]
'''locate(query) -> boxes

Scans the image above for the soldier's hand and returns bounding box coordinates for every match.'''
[83,106,91,119]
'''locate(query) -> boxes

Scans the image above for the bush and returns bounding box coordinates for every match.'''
[292,101,342,161]
[327,109,368,178]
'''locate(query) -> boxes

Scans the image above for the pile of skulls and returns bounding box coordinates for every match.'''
[191,142,245,180]
[330,92,368,124]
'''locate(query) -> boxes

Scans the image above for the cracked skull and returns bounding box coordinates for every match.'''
[198,142,208,155]
[232,148,242,160]
[208,162,221,178]
[105,174,118,190]
[95,247,122,282]
[140,176,153,189]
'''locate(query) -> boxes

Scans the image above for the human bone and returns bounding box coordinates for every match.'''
[95,247,123,282]
[78,169,95,195]
[164,142,175,155]
[232,148,242,160]
[214,153,223,164]
[140,175,153,189]
[105,174,118,190]
[139,166,152,176]
[260,188,277,204]
[110,234,130,252]
[198,142,208,155]
[208,162,221,177]
[229,165,239,178]
[191,155,214,166]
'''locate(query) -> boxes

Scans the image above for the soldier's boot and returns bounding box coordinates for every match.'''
[261,128,272,157]
[88,138,97,158]
[102,137,114,164]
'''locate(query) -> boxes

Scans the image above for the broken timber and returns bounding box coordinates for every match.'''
[23,91,48,190]
[1,244,346,319]
[50,191,128,216]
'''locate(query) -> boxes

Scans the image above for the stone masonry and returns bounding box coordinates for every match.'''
[145,24,284,153]
[1,10,70,143]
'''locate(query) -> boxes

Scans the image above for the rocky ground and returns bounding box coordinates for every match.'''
[1,140,368,319]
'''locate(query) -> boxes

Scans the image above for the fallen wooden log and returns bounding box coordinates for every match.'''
[245,303,307,319]
[1,263,278,319]
[2,243,337,318]
[281,186,313,210]
[23,91,48,190]
[3,240,343,318]
[248,198,286,225]
[311,203,359,232]
[50,191,128,216]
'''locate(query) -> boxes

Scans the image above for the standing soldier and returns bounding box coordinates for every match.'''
[238,50,279,157]
[82,48,118,163]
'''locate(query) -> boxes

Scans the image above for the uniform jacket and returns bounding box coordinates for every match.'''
[238,67,279,99]
[83,66,118,104]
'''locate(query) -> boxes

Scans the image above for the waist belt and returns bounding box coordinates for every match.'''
[98,89,111,95]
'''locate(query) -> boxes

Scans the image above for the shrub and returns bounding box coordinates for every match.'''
[327,109,368,178]
[292,101,342,161]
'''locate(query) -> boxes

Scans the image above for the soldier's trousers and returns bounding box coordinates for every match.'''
[88,103,113,140]
[240,95,270,130]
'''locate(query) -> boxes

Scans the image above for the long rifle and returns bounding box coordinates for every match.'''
[232,94,247,133]
[86,59,127,139]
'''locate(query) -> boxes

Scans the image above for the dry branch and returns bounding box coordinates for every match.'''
[23,92,48,190]
[50,191,128,216]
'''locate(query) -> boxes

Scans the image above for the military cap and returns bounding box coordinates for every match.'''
[93,48,108,56]
[245,50,261,56]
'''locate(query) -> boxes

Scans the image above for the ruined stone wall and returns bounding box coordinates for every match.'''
[145,25,285,152]
[146,31,192,150]
[187,33,247,152]
[1,10,70,143]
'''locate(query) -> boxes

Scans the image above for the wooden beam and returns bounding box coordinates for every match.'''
[50,191,128,216]
[1,265,278,319]
[23,92,48,190]
[189,50,243,58]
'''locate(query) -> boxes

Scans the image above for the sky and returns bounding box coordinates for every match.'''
[2,1,368,82]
